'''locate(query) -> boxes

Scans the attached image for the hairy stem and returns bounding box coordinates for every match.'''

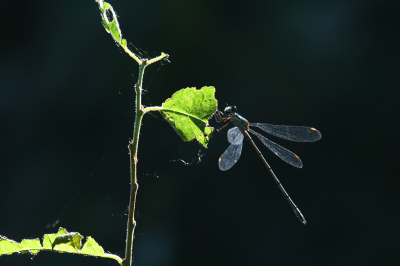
[97,2,170,265]
[125,61,147,266]
[123,52,167,266]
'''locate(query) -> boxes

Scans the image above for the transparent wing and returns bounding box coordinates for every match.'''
[219,141,243,171]
[227,127,244,144]
[250,123,322,142]
[249,129,303,168]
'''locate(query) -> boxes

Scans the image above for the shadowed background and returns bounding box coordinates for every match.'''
[1,0,399,265]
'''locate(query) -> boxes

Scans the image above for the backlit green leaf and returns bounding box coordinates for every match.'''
[0,237,27,255]
[98,2,142,64]
[160,86,217,147]
[99,2,122,43]
[0,228,122,264]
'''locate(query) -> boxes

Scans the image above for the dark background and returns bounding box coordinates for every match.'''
[1,0,399,265]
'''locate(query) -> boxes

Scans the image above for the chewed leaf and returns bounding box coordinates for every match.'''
[98,2,168,65]
[52,232,83,251]
[160,86,217,147]
[42,227,68,249]
[99,2,142,64]
[19,239,42,254]
[80,237,105,255]
[0,228,122,264]
[0,236,38,255]
[99,2,122,43]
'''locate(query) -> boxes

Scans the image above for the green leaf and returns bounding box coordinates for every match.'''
[98,2,168,65]
[160,86,217,147]
[0,228,122,264]
[80,236,105,255]
[0,237,28,255]
[99,2,122,43]
[19,239,41,254]
[52,232,83,252]
[98,2,142,64]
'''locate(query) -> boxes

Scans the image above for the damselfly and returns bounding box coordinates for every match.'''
[215,106,322,224]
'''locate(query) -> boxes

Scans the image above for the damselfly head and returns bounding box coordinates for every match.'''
[224,106,237,117]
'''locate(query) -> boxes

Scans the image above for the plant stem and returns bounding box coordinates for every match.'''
[125,60,147,266]
[97,2,170,264]
[123,52,168,266]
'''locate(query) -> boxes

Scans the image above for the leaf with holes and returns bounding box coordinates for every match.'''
[0,228,122,264]
[160,86,217,147]
[99,2,143,64]
[99,2,123,43]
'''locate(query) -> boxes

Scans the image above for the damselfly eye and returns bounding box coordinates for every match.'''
[232,106,237,112]
[224,106,234,116]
